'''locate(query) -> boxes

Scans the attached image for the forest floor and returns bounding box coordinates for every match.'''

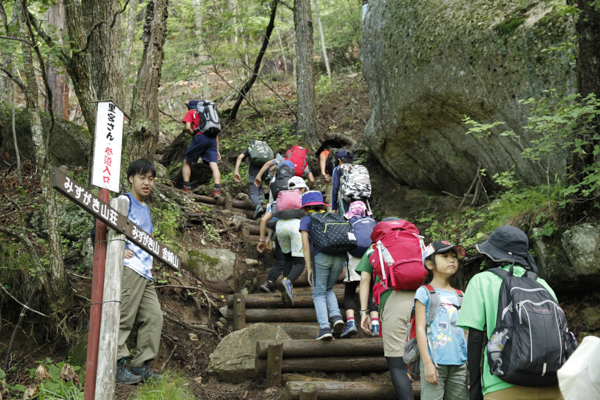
[0,72,597,399]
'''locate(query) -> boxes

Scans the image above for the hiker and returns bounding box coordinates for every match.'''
[234,140,274,219]
[181,100,222,198]
[330,150,354,214]
[300,191,357,340]
[358,217,421,400]
[316,140,343,206]
[414,241,468,400]
[340,201,378,339]
[257,176,308,305]
[457,225,571,400]
[254,147,316,192]
[331,150,371,216]
[116,160,163,384]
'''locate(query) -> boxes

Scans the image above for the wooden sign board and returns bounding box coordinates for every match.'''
[52,167,181,270]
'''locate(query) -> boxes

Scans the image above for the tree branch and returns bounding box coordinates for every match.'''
[27,11,69,64]
[0,34,33,46]
[211,64,262,118]
[0,285,48,318]
[74,0,130,55]
[0,65,25,91]
[280,0,293,11]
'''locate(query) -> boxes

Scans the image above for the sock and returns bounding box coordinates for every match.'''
[347,317,355,322]
[183,181,191,188]
[214,183,221,190]
[372,317,380,325]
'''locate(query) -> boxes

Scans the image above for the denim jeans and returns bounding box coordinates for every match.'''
[312,252,344,329]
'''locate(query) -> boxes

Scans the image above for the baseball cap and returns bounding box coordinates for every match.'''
[423,241,466,264]
[288,176,308,190]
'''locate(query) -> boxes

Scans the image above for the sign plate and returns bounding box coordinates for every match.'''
[92,101,124,193]
[52,167,181,270]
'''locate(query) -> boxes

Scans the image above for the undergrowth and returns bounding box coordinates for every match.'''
[133,372,195,400]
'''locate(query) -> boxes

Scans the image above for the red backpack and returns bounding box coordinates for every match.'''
[369,220,425,303]
[284,145,309,177]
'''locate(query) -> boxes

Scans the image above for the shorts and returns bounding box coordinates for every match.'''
[185,133,218,164]
[381,289,415,357]
[275,219,303,257]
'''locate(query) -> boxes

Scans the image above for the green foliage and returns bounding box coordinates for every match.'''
[202,221,220,242]
[29,360,83,400]
[133,372,194,400]
[0,233,38,284]
[152,203,184,251]
[496,17,525,35]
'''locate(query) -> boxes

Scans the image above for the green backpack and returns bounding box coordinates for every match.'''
[248,140,274,166]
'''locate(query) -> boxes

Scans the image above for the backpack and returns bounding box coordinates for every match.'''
[248,140,274,166]
[270,163,296,200]
[339,164,371,202]
[195,100,221,137]
[348,215,376,258]
[486,266,576,387]
[324,148,341,175]
[284,145,309,177]
[90,193,133,247]
[310,212,357,255]
[368,220,425,302]
[404,285,464,374]
[276,189,302,212]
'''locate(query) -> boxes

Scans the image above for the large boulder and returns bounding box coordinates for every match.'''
[361,0,575,193]
[531,232,578,291]
[561,224,600,286]
[183,248,241,293]
[208,323,291,383]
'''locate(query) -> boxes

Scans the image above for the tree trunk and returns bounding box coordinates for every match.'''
[569,1,600,219]
[18,0,68,312]
[46,0,70,120]
[83,0,125,107]
[126,0,169,162]
[122,0,141,86]
[227,0,279,123]
[294,0,317,147]
[313,0,331,80]
[191,0,209,98]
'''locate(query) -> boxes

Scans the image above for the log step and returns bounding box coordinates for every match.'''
[227,292,345,308]
[247,323,320,340]
[257,338,384,359]
[283,381,421,400]
[229,308,335,323]
[256,355,388,374]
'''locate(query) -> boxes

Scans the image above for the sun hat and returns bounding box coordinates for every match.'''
[344,201,372,220]
[301,190,329,208]
[423,241,466,266]
[287,176,308,190]
[476,225,538,272]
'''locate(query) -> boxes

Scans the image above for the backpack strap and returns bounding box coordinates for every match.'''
[422,284,439,368]
[455,289,464,308]
[486,267,511,280]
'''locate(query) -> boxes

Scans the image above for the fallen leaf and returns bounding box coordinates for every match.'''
[194,377,202,383]
[189,333,198,341]
[23,385,37,399]
[60,364,80,384]
[34,365,50,381]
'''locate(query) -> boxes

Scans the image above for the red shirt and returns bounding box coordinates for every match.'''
[183,110,200,132]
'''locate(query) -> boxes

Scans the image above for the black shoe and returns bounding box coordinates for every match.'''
[253,205,265,219]
[330,316,345,337]
[316,327,333,340]
[130,363,162,382]
[259,279,276,293]
[115,358,142,385]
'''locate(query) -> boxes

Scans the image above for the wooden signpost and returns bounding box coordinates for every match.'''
[51,166,182,270]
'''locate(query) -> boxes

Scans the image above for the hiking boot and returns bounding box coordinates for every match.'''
[277,278,294,306]
[182,186,191,193]
[259,279,276,293]
[130,363,162,383]
[115,358,142,385]
[330,316,344,337]
[371,322,380,337]
[340,320,357,339]
[210,189,221,199]
[316,327,333,341]
[253,205,265,220]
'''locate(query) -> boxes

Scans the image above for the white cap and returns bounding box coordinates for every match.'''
[287,176,308,190]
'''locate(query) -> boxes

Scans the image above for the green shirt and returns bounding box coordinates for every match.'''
[456,265,558,396]
[354,247,392,314]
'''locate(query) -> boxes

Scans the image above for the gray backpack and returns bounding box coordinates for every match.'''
[339,164,371,202]
[196,100,221,137]
[248,140,274,166]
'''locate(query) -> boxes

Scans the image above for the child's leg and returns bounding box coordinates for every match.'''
[286,257,305,283]
[344,281,359,319]
[442,364,468,400]
[209,162,221,185]
[313,253,334,329]
[324,254,344,319]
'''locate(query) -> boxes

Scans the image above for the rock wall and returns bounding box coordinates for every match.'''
[362,0,575,193]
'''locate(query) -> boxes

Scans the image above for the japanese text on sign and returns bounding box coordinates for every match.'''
[92,101,124,193]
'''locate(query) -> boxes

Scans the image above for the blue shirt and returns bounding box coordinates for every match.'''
[331,166,342,212]
[414,286,467,366]
[121,194,154,280]
[299,214,319,255]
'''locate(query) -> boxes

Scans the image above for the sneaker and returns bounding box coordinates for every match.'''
[115,358,142,385]
[259,279,276,293]
[253,205,265,219]
[183,186,191,192]
[340,320,357,339]
[210,189,221,199]
[316,327,333,340]
[330,316,344,337]
[277,277,294,306]
[371,322,381,337]
[130,363,162,383]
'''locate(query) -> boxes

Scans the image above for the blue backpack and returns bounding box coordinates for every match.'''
[348,216,376,258]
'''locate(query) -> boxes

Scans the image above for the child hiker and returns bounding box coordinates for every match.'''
[116,160,163,384]
[415,241,468,400]
[299,191,345,340]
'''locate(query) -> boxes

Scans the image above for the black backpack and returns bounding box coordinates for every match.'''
[270,163,295,200]
[486,266,577,387]
[310,212,357,255]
